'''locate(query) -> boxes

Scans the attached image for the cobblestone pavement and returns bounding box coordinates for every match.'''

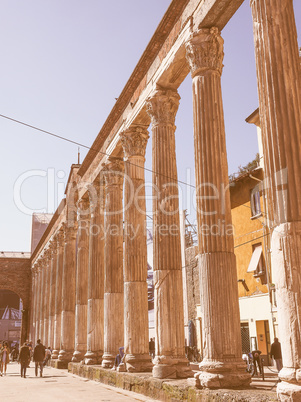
[0,362,156,402]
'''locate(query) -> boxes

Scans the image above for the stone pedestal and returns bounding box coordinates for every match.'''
[250,1,301,399]
[72,199,90,363]
[120,126,152,373]
[146,89,192,379]
[84,180,105,365]
[58,223,77,363]
[101,158,124,369]
[52,230,64,359]
[185,28,250,388]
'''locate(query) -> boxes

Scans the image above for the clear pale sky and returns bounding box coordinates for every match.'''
[1,0,300,252]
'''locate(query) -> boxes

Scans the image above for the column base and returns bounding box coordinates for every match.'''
[193,359,251,389]
[277,368,301,401]
[51,349,59,359]
[125,354,153,373]
[84,351,102,365]
[58,349,74,362]
[277,382,301,401]
[72,350,84,363]
[101,353,115,368]
[152,356,193,379]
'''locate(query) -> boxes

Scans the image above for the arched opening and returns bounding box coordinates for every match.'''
[0,289,23,348]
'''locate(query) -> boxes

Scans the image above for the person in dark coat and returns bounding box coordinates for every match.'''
[18,343,31,378]
[251,349,262,375]
[33,339,46,377]
[270,337,283,372]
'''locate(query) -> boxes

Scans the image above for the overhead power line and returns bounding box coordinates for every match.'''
[0,112,263,215]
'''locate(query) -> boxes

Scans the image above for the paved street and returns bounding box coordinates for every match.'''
[0,362,155,402]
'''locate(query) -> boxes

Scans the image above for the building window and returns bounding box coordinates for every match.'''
[241,322,250,354]
[250,187,261,218]
[247,243,267,284]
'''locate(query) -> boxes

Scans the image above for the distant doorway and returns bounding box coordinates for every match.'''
[256,320,271,365]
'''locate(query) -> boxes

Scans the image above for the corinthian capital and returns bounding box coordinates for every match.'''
[185,27,224,77]
[146,88,180,128]
[120,125,149,159]
[102,157,124,187]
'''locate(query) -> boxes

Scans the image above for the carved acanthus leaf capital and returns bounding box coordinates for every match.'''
[63,221,78,242]
[120,125,149,159]
[185,27,224,77]
[102,157,124,187]
[146,89,180,128]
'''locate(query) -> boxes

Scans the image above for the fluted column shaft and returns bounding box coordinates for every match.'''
[185,28,250,388]
[250,1,301,397]
[84,180,105,365]
[43,251,51,347]
[120,126,152,373]
[35,265,41,342]
[39,260,45,343]
[146,89,191,379]
[30,267,37,344]
[48,242,56,350]
[58,223,77,363]
[72,198,90,362]
[52,230,64,359]
[101,158,124,368]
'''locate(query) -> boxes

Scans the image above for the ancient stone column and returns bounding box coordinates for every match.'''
[52,229,64,359]
[43,249,51,347]
[39,258,45,343]
[119,126,152,373]
[146,89,192,379]
[84,180,105,365]
[250,1,301,399]
[48,240,57,350]
[72,197,90,362]
[29,267,36,344]
[35,263,41,343]
[101,158,124,368]
[185,28,251,388]
[58,222,77,364]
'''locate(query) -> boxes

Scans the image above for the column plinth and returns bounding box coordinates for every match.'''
[185,28,250,388]
[250,1,301,398]
[120,126,153,373]
[84,180,105,365]
[146,89,192,379]
[72,199,90,363]
[52,230,64,359]
[101,159,124,369]
[58,223,77,362]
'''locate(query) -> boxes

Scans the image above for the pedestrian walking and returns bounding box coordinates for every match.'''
[270,337,283,372]
[33,339,46,377]
[18,342,31,378]
[149,338,155,359]
[0,341,10,376]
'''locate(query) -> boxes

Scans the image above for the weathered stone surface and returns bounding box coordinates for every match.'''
[101,159,124,369]
[72,198,90,363]
[69,362,277,401]
[147,88,192,379]
[121,125,152,373]
[84,179,105,365]
[186,28,250,388]
[58,223,77,363]
[251,0,301,398]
